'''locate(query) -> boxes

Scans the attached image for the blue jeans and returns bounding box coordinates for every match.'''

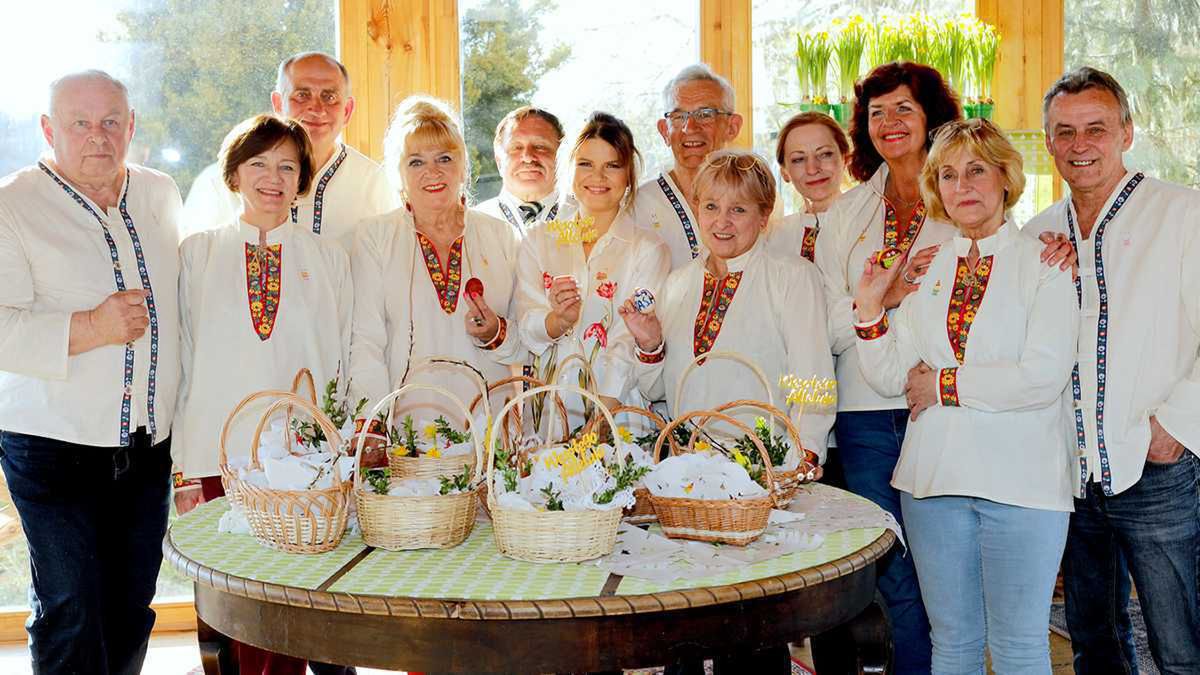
[835,409,932,674]
[901,492,1069,674]
[1063,453,1200,675]
[0,429,172,675]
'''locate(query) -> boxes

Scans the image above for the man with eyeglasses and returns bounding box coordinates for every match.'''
[477,105,565,233]
[179,51,397,250]
[634,63,744,269]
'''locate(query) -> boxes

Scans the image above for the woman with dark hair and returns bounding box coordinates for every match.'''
[516,111,670,430]
[770,111,850,262]
[814,62,1074,673]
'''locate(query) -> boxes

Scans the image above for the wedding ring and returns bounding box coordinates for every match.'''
[471,317,484,327]
[903,271,918,284]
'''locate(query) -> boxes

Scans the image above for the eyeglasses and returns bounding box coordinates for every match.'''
[706,152,761,172]
[664,107,732,128]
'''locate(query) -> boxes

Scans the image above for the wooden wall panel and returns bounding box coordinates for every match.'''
[699,0,753,148]
[976,0,1064,130]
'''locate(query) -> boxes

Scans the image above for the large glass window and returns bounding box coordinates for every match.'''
[459,0,701,201]
[0,0,337,612]
[1065,1,1200,188]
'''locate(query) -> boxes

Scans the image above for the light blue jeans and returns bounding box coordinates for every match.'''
[901,492,1069,675]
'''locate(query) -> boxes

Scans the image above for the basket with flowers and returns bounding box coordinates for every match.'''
[351,382,484,550]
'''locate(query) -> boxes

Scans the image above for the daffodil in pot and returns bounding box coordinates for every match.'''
[832,15,867,127]
[796,29,834,114]
[968,21,999,120]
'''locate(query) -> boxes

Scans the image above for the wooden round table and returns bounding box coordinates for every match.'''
[166,497,895,674]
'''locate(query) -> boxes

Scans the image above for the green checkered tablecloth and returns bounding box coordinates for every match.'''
[326,523,612,599]
[170,499,885,599]
[169,498,367,589]
[614,527,885,596]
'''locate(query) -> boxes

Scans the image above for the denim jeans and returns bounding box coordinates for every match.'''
[834,409,932,674]
[1063,453,1200,675]
[0,429,171,675]
[901,492,1069,674]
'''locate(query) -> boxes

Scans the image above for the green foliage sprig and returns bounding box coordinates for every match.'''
[439,465,473,495]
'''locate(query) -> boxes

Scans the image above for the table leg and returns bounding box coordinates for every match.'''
[813,592,892,675]
[196,615,237,675]
[713,644,791,674]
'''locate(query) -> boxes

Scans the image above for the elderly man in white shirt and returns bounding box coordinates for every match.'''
[633,63,744,270]
[476,106,564,232]
[179,52,397,247]
[0,70,181,675]
[1027,67,1200,674]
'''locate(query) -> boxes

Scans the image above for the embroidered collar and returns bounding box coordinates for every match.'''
[952,220,1017,258]
[657,171,701,258]
[38,159,128,221]
[291,143,347,234]
[237,219,288,245]
[1065,170,1140,241]
[701,234,764,275]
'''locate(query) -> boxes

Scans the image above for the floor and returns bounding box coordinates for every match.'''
[0,631,1076,674]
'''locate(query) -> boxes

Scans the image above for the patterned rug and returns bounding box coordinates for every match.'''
[1050,599,1159,674]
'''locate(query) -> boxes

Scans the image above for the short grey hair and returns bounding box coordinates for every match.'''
[275,52,352,97]
[48,70,130,117]
[1042,66,1132,130]
[661,63,735,114]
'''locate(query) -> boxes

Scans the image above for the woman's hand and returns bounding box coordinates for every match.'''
[883,244,939,309]
[617,298,663,352]
[464,292,501,342]
[173,484,205,515]
[1038,231,1078,275]
[905,362,938,421]
[854,251,904,321]
[545,276,582,339]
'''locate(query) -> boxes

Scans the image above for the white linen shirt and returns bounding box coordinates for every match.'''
[515,206,670,429]
[854,223,1079,511]
[633,171,706,270]
[174,221,352,478]
[768,211,822,263]
[1028,171,1200,496]
[349,208,525,418]
[0,161,182,447]
[815,164,957,412]
[476,188,560,235]
[634,238,836,459]
[180,143,397,249]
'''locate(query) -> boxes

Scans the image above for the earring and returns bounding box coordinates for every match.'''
[460,194,467,207]
[405,202,413,213]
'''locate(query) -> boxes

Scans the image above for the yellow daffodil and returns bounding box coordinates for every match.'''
[684,482,694,494]
[732,449,751,470]
[423,423,438,440]
[695,440,711,453]
[427,447,442,459]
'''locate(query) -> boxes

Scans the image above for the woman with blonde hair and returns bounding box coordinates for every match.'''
[852,119,1078,673]
[622,149,834,456]
[349,95,524,428]
[515,111,670,431]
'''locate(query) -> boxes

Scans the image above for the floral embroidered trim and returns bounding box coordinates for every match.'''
[354,417,388,438]
[173,472,201,488]
[479,317,508,351]
[883,199,926,254]
[939,367,960,406]
[800,226,819,262]
[854,312,889,340]
[636,342,665,364]
[692,271,742,359]
[245,243,282,341]
[416,232,464,314]
[945,255,994,363]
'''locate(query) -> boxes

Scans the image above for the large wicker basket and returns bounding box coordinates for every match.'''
[386,357,489,481]
[646,410,780,546]
[589,405,670,525]
[487,384,624,563]
[219,391,352,554]
[352,383,483,550]
[695,399,819,507]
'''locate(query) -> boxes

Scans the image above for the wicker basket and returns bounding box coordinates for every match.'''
[219,369,319,507]
[590,405,670,525]
[646,410,780,546]
[385,357,490,481]
[696,400,819,507]
[219,392,351,554]
[352,383,484,550]
[486,384,625,563]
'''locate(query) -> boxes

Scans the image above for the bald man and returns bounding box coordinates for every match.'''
[0,70,182,674]
[181,52,397,249]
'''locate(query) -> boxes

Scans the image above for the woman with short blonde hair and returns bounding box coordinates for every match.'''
[350,95,525,427]
[622,149,835,457]
[852,118,1078,673]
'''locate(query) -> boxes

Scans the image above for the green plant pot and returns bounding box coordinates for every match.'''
[832,102,853,127]
[963,102,978,119]
[976,103,995,120]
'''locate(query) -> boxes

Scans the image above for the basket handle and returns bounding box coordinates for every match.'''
[671,350,774,415]
[485,383,620,506]
[352,382,485,492]
[703,399,818,470]
[654,408,780,508]
[245,393,346,488]
[290,368,318,404]
[467,374,572,445]
[404,356,491,425]
[219,389,301,472]
[584,405,673,463]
